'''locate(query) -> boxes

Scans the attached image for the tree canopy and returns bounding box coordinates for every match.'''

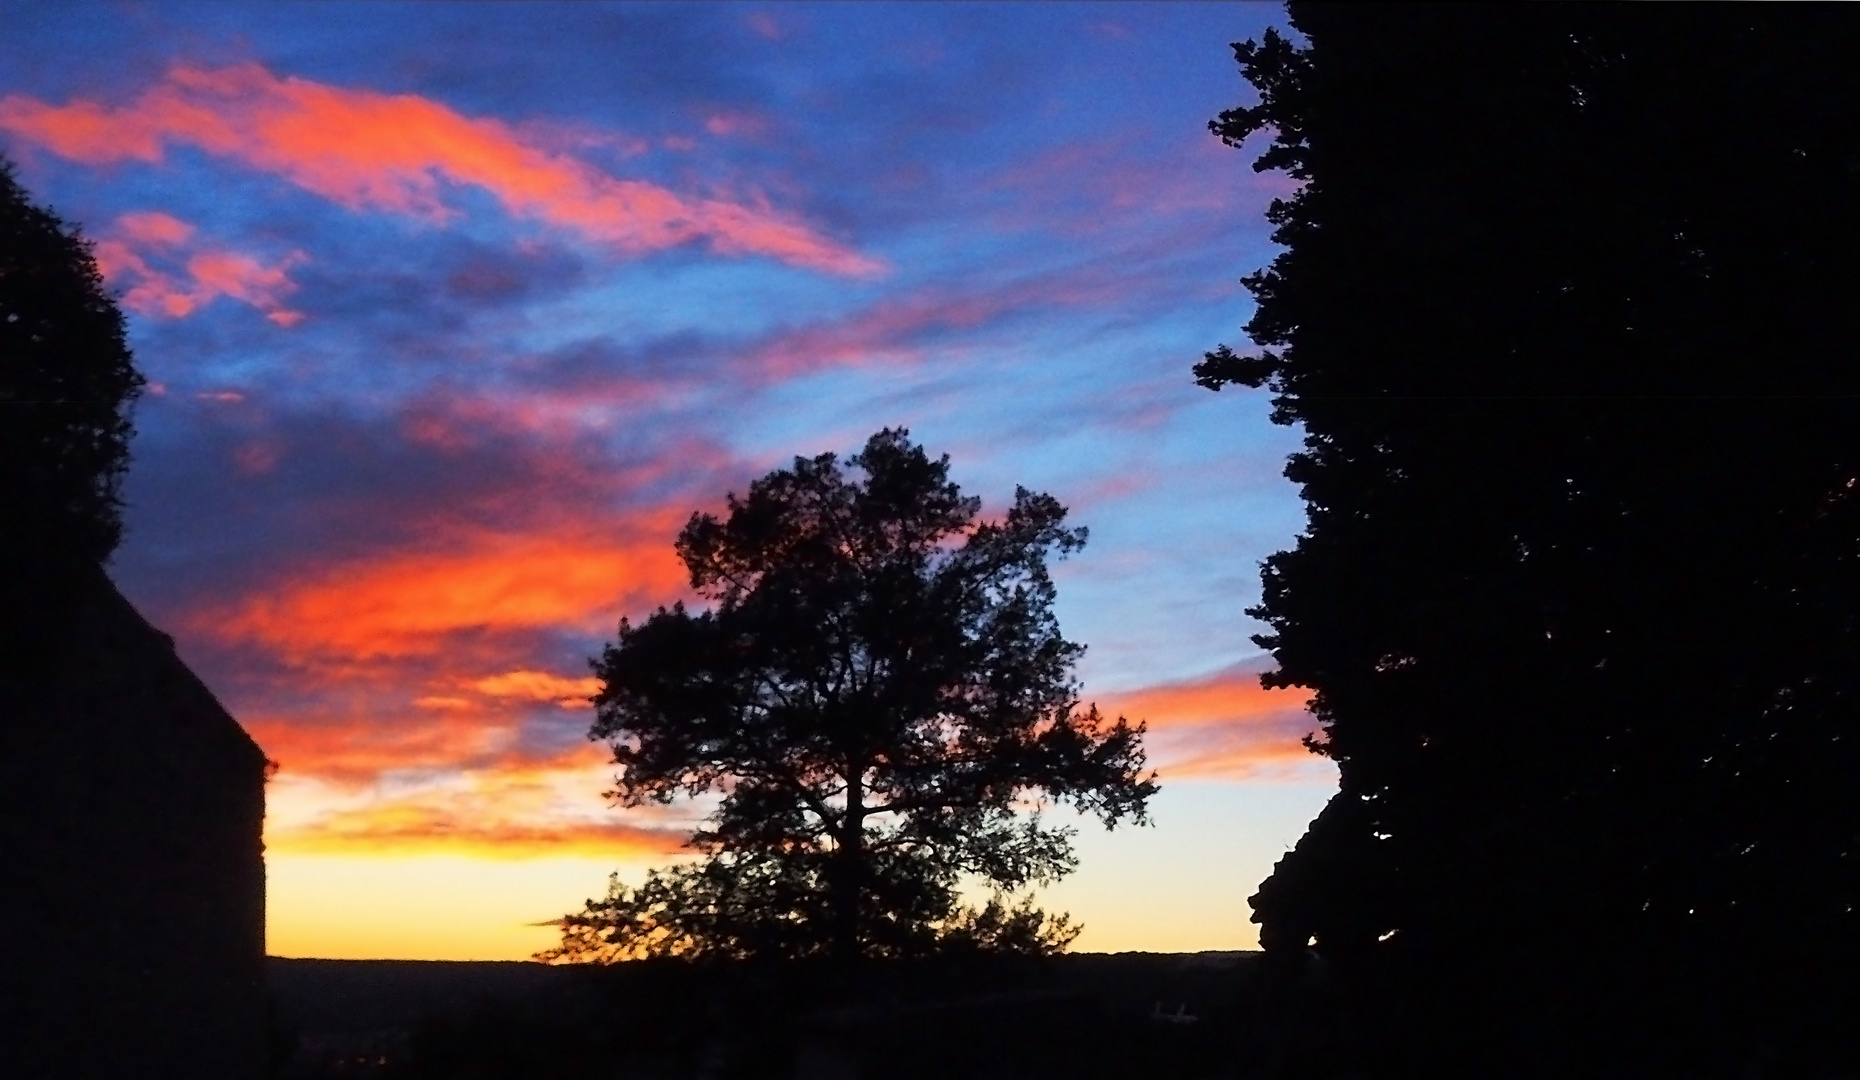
[542,429,1153,963]
[1206,6,1860,1075]
[0,156,142,575]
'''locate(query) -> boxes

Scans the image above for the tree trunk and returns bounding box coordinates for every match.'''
[831,762,865,962]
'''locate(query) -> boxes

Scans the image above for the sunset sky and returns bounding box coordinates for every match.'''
[2,1,1334,959]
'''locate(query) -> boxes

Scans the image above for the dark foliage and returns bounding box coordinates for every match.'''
[0,156,142,577]
[547,429,1153,962]
[1207,6,1860,1077]
[544,863,1081,965]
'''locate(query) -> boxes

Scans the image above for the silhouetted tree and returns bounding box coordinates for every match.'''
[1203,6,1860,1076]
[544,429,1152,963]
[0,156,142,575]
[540,863,1079,964]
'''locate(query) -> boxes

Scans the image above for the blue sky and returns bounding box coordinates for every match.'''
[1,1,1333,958]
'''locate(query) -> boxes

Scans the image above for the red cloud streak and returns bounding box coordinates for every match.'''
[0,63,882,275]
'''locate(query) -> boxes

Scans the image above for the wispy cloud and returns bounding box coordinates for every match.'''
[1,63,882,274]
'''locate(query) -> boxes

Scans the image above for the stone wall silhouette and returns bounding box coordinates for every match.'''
[0,568,267,1079]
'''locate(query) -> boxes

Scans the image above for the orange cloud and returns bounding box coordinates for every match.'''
[1094,664,1324,780]
[263,754,694,859]
[249,709,520,783]
[268,804,688,859]
[1100,667,1311,730]
[0,63,882,275]
[471,669,601,709]
[91,210,304,324]
[200,523,687,662]
[1148,729,1327,781]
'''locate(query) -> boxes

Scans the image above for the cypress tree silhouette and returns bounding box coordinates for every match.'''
[1202,7,1860,1076]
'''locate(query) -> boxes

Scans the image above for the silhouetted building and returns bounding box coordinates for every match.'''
[0,568,267,1079]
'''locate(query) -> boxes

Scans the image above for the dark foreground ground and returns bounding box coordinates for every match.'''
[266,951,1265,1079]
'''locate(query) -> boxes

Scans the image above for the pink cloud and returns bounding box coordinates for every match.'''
[702,110,768,139]
[745,12,786,42]
[232,441,280,476]
[92,210,305,324]
[187,249,305,325]
[116,209,195,246]
[986,133,1295,238]
[0,63,882,275]
[732,265,1142,384]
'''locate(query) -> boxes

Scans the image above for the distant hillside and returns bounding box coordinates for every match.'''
[267,957,573,1038]
[266,951,1266,1078]
[268,951,1258,1038]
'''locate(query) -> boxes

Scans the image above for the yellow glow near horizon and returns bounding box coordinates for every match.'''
[266,853,671,960]
[264,779,1334,961]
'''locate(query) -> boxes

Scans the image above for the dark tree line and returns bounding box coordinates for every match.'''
[1202,6,1860,1077]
